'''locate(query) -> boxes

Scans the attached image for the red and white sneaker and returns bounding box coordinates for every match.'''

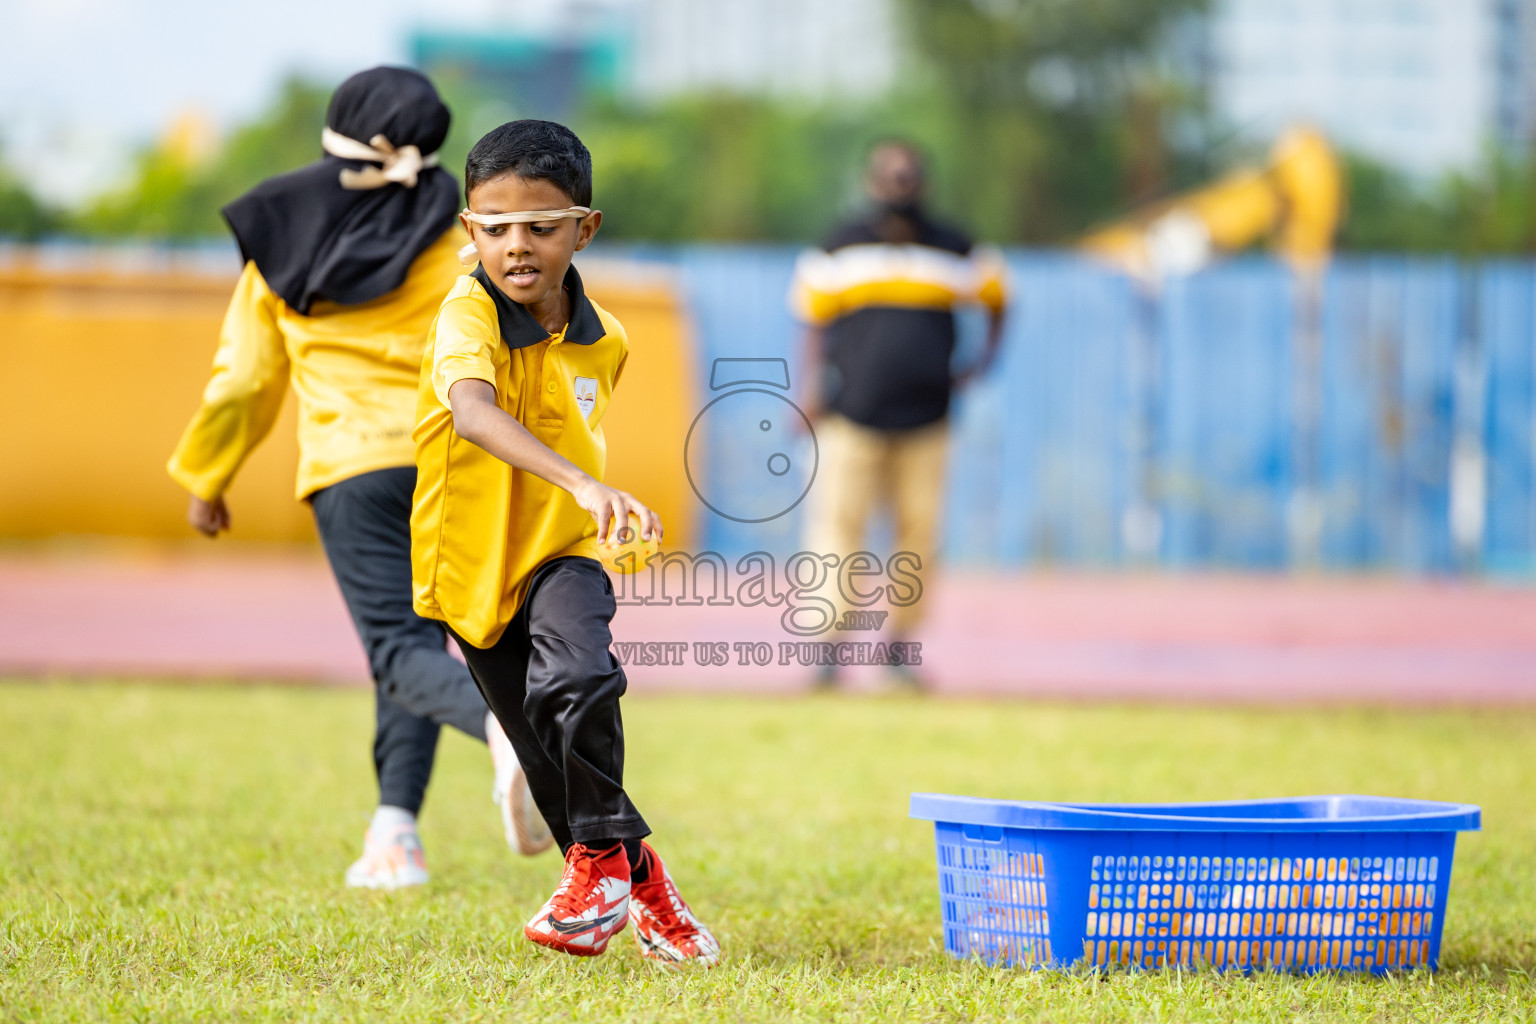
[628,842,720,967]
[523,843,631,956]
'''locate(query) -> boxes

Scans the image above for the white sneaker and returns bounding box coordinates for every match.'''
[344,822,429,889]
[487,712,555,856]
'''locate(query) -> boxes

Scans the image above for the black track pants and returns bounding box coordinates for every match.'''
[450,556,648,851]
[311,466,489,815]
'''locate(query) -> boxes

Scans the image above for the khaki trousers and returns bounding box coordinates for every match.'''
[803,413,949,637]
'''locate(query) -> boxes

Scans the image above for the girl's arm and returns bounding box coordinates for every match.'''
[167,262,291,536]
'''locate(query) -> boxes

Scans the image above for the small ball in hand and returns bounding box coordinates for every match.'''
[602,513,660,574]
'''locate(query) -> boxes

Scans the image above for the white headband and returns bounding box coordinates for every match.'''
[321,127,439,190]
[457,207,595,265]
[461,207,592,226]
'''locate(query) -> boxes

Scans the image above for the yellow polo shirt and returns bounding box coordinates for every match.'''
[167,228,468,501]
[410,264,628,648]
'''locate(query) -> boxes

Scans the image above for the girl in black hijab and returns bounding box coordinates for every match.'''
[221,65,459,314]
[168,67,552,890]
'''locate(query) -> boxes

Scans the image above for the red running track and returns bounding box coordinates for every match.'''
[1,549,1533,703]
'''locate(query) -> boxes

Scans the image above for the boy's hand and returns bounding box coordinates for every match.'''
[571,479,663,546]
[188,495,231,537]
[447,379,662,545]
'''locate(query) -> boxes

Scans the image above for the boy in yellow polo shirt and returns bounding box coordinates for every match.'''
[411,120,717,966]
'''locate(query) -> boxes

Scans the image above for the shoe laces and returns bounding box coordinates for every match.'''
[549,843,620,917]
[633,851,692,931]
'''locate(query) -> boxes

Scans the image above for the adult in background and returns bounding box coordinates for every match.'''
[167,66,551,887]
[790,139,1010,690]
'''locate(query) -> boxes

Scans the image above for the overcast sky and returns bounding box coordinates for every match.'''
[0,0,553,201]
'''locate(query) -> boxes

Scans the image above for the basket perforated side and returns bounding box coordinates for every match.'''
[1080,849,1447,971]
[935,824,1053,966]
[931,823,1458,973]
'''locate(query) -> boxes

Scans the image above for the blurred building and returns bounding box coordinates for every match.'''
[1210,0,1535,175]
[413,28,627,120]
[412,0,629,119]
[628,0,895,101]
[412,0,897,115]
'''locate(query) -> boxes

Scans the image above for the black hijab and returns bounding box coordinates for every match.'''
[221,66,460,315]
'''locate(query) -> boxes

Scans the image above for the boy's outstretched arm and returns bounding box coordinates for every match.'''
[448,378,662,545]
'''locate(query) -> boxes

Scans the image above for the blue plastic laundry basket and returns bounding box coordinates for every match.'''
[910,794,1480,973]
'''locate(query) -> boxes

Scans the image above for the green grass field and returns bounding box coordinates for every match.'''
[1,682,1533,1022]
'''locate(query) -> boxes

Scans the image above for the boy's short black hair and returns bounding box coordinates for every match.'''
[465,120,592,207]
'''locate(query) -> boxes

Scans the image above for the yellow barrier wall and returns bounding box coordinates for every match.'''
[0,259,696,548]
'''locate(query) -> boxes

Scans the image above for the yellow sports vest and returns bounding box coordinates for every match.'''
[410,268,628,648]
[167,229,467,501]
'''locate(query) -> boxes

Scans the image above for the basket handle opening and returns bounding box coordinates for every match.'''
[960,824,1006,844]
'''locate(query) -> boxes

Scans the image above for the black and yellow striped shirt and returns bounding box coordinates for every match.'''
[790,212,1007,430]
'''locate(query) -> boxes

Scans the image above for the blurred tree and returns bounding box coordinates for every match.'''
[1337,155,1451,252]
[1443,152,1536,254]
[895,0,1211,241]
[77,78,327,238]
[0,153,57,240]
[580,96,877,242]
[64,1,1211,246]
[46,16,1536,256]
[574,93,1037,243]
[1338,150,1536,255]
[902,0,1206,94]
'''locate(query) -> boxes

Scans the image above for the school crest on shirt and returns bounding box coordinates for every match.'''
[573,376,598,418]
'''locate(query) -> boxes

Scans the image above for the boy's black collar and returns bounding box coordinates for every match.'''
[470,263,604,349]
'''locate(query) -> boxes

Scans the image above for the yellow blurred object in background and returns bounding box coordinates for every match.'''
[0,259,697,550]
[163,111,221,169]
[1080,126,1343,277]
[1269,128,1345,272]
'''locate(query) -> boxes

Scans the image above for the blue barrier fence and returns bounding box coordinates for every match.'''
[639,246,1536,576]
[20,239,1525,575]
